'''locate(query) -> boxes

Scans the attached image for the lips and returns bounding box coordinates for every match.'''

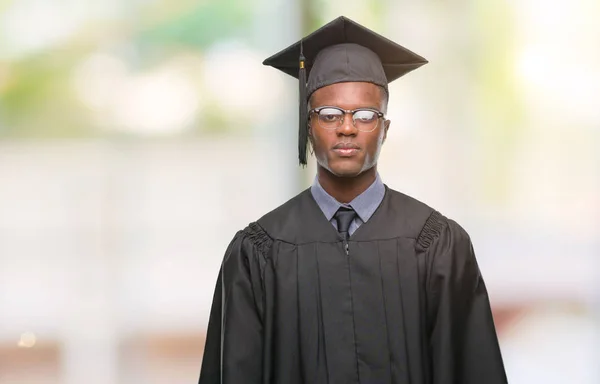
[332,143,360,157]
[333,143,360,150]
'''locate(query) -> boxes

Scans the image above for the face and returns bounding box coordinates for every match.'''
[309,82,390,178]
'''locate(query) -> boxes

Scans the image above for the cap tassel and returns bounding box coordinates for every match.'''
[298,52,308,166]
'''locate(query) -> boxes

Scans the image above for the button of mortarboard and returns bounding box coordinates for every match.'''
[334,206,357,240]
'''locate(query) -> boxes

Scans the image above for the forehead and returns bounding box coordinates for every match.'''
[310,82,384,108]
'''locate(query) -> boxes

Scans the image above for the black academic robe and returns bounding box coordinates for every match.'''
[199,187,507,384]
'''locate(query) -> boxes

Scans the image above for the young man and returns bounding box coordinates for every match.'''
[199,16,507,384]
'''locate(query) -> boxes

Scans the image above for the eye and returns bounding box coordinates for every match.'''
[318,108,343,122]
[353,110,377,123]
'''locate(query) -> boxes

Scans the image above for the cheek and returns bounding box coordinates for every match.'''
[367,131,385,151]
[312,128,332,148]
[362,131,385,166]
[310,131,329,161]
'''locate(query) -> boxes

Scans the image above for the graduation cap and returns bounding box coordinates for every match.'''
[263,16,428,166]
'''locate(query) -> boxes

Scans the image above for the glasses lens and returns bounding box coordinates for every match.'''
[317,108,343,129]
[353,110,378,131]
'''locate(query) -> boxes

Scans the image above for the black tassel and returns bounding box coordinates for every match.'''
[298,52,308,166]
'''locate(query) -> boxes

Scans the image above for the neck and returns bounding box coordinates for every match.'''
[317,166,377,204]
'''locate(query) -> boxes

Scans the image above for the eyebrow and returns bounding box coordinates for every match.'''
[314,105,382,111]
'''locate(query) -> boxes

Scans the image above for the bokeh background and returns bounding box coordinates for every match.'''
[1,0,599,383]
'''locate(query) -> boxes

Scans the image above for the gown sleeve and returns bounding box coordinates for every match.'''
[199,223,271,384]
[424,214,508,384]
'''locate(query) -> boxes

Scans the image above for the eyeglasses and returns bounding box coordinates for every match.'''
[309,106,385,133]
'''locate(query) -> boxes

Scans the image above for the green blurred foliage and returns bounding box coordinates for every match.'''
[0,48,91,138]
[0,0,253,138]
[137,0,253,50]
[305,0,386,33]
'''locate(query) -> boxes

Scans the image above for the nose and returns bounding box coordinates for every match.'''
[336,113,357,136]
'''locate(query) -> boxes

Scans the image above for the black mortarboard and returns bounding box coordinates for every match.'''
[263,16,428,165]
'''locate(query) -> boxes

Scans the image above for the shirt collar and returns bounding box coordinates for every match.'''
[310,173,385,223]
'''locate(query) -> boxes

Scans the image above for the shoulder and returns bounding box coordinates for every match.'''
[386,187,435,221]
[255,189,326,243]
[418,215,471,253]
[383,187,439,239]
[223,222,274,267]
[384,187,470,249]
[223,189,313,250]
[240,222,274,255]
[416,211,471,251]
[256,189,310,230]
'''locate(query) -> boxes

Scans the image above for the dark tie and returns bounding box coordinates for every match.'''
[334,207,357,240]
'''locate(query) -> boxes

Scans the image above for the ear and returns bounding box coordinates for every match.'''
[308,125,315,147]
[382,119,391,143]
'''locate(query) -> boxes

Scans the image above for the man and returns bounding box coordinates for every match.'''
[199,16,507,384]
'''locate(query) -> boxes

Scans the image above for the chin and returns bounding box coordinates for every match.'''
[323,159,365,178]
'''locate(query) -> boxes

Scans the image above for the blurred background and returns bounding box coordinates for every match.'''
[0,0,599,383]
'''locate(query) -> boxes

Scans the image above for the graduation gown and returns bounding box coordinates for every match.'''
[199,187,507,384]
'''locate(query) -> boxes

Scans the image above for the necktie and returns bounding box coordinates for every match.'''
[334,206,357,240]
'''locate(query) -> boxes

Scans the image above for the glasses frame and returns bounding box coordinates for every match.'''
[309,106,385,133]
